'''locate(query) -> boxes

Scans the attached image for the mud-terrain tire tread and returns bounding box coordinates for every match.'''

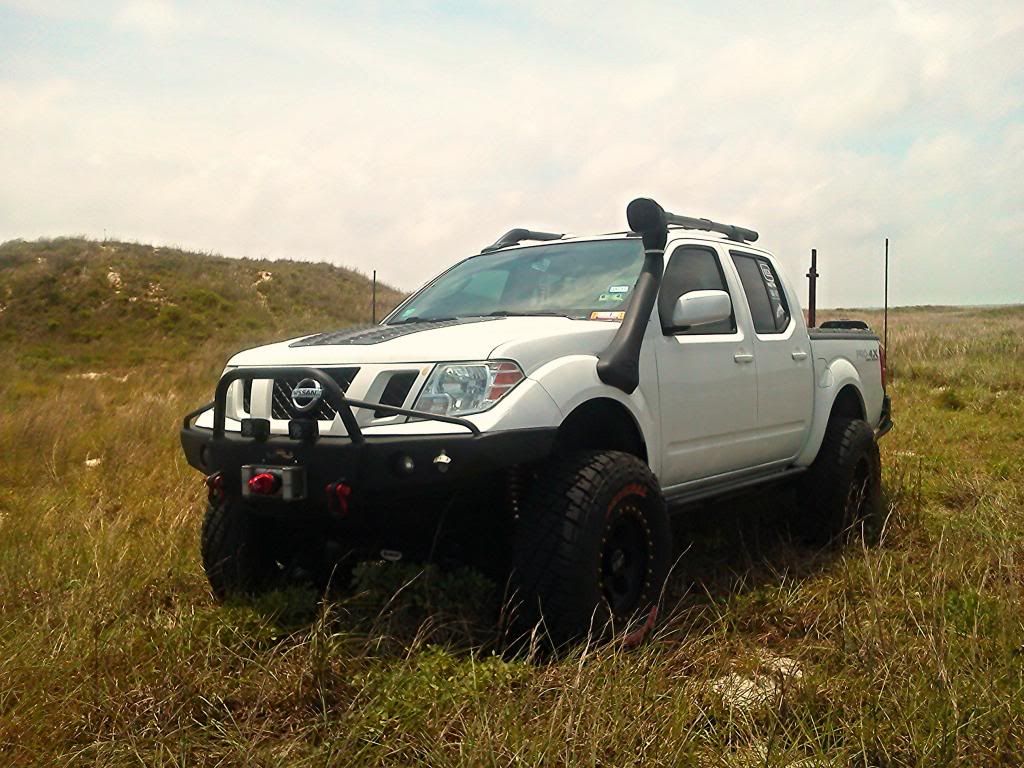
[800,417,883,546]
[511,450,670,648]
[201,501,274,601]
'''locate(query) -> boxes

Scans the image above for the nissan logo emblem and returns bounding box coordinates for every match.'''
[291,378,324,412]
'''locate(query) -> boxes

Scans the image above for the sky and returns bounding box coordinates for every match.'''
[1,0,1022,308]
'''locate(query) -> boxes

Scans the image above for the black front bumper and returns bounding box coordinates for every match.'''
[181,422,556,498]
[180,365,557,511]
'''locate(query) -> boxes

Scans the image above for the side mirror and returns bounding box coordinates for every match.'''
[671,290,732,330]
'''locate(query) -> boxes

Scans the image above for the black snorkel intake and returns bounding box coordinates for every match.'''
[596,198,668,394]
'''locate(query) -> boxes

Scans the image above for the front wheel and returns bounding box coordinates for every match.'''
[201,501,341,601]
[201,500,278,600]
[510,450,672,649]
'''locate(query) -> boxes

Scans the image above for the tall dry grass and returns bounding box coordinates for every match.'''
[1,306,1023,765]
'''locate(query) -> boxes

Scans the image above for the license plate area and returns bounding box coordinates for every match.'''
[241,464,307,501]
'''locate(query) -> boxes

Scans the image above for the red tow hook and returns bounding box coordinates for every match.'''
[205,472,224,505]
[248,472,281,496]
[326,481,353,517]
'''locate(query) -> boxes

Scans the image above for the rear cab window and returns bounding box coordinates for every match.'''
[730,252,791,334]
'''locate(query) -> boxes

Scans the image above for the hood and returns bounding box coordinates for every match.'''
[227,316,620,374]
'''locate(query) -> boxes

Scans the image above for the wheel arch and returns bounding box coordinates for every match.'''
[556,397,648,461]
[830,383,867,421]
[795,362,870,466]
[530,353,660,471]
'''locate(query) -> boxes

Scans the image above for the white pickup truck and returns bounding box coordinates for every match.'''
[181,197,892,646]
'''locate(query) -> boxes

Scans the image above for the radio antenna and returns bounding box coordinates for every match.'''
[807,248,818,328]
[883,238,889,352]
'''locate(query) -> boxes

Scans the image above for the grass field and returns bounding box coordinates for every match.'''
[2,240,1023,765]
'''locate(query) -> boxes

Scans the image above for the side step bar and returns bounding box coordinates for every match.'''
[664,466,806,510]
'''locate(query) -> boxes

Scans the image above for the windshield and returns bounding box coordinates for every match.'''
[386,239,644,324]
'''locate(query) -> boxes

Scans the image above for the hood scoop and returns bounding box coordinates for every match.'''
[290,316,501,347]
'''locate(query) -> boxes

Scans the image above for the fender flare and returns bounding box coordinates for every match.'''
[530,355,661,473]
[795,358,867,467]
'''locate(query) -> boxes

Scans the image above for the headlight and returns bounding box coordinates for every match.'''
[413,360,525,417]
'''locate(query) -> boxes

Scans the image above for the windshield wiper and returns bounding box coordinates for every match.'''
[481,310,570,318]
[389,315,457,325]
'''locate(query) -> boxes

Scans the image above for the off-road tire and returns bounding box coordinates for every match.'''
[201,500,278,600]
[800,417,883,546]
[509,450,671,649]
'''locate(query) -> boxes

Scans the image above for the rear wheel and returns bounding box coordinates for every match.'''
[510,450,671,649]
[799,417,883,545]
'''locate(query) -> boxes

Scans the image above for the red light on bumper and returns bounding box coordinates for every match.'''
[248,472,281,495]
[205,472,225,504]
[326,481,353,516]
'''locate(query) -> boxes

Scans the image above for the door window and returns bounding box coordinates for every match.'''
[658,246,735,334]
[731,253,791,334]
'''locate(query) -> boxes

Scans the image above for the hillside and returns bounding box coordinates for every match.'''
[0,237,404,372]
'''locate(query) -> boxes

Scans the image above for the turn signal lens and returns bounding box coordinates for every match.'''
[486,361,525,401]
[248,472,281,495]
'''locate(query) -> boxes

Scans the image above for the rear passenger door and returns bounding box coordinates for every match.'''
[654,244,759,486]
[729,252,813,463]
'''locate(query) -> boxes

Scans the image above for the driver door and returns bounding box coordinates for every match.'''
[654,244,759,487]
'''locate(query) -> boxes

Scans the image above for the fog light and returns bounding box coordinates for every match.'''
[395,454,415,475]
[288,419,319,441]
[241,418,271,441]
[248,471,281,495]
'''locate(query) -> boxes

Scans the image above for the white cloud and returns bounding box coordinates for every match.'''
[112,0,181,36]
[1,0,1022,307]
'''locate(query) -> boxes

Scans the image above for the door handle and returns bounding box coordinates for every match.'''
[791,350,808,361]
[733,352,754,364]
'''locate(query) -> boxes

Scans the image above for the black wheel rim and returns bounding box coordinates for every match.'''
[600,505,651,617]
[845,456,872,526]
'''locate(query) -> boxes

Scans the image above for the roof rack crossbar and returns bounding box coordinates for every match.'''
[481,228,563,253]
[664,213,758,243]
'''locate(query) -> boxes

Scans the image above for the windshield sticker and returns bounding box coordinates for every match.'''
[608,285,630,293]
[597,292,626,303]
[530,257,551,273]
[759,263,776,283]
[590,310,625,322]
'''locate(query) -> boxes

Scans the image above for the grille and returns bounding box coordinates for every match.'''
[270,368,359,421]
[374,372,418,418]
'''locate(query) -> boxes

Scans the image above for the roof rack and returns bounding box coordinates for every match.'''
[663,213,758,243]
[481,228,563,253]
